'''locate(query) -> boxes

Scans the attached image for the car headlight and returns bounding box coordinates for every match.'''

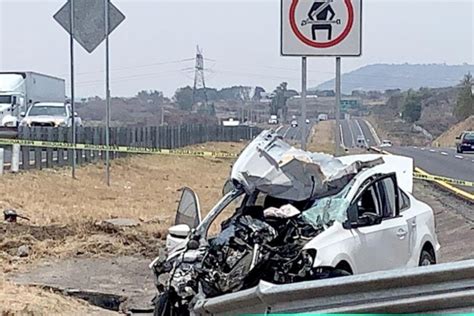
[55,120,67,127]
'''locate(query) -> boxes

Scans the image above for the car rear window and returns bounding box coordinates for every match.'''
[463,133,474,141]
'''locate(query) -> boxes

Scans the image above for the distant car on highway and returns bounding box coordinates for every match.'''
[456,131,474,153]
[357,136,367,148]
[380,140,393,148]
[20,102,82,128]
[318,114,328,121]
[305,119,310,124]
[268,115,279,125]
[291,120,298,127]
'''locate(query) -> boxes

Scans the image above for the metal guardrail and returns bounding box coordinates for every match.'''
[194,260,474,314]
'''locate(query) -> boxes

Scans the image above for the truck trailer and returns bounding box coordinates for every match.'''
[0,72,66,127]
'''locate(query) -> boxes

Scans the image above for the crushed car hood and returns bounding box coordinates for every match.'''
[231,130,377,201]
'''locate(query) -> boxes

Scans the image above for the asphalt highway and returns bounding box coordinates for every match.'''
[339,118,474,194]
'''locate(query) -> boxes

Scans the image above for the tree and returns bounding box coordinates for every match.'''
[271,82,290,121]
[252,86,266,101]
[174,86,193,111]
[137,90,164,104]
[454,73,474,121]
[401,90,422,123]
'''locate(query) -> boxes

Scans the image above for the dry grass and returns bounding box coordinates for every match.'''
[0,142,246,273]
[433,116,473,147]
[0,278,117,315]
[307,120,336,154]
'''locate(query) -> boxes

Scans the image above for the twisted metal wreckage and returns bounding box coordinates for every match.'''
[150,130,411,315]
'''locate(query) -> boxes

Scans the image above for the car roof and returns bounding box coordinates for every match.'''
[34,102,66,107]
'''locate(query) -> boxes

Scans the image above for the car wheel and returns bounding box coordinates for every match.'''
[419,250,436,266]
[153,291,189,316]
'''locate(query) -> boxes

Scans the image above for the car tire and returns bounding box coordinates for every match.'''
[419,250,436,266]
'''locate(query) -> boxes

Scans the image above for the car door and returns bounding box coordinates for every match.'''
[349,174,411,273]
[175,187,202,229]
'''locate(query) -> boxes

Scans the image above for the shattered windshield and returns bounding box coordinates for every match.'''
[302,182,352,228]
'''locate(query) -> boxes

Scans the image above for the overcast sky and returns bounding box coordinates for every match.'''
[1,0,473,98]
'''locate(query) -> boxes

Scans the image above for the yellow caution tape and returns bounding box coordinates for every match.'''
[0,138,239,159]
[414,173,474,188]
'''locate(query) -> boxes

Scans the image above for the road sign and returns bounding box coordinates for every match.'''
[281,0,362,56]
[54,0,125,54]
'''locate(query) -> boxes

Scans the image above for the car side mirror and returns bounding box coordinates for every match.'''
[456,136,461,140]
[168,224,191,238]
[343,204,382,229]
[20,112,26,118]
[222,179,234,196]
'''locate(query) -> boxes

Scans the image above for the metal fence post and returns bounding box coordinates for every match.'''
[11,144,20,173]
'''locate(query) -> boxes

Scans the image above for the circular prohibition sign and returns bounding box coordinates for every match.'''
[289,0,355,48]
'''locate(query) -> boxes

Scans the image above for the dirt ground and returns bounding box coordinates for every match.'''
[0,278,117,315]
[433,115,473,147]
[0,141,244,315]
[307,120,336,154]
[413,181,474,263]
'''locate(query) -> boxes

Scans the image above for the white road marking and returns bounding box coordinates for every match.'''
[355,119,365,138]
[275,126,284,133]
[455,155,464,159]
[363,119,381,145]
[429,149,436,153]
[421,148,426,151]
[441,152,448,156]
[413,146,418,149]
[283,127,291,138]
[339,124,345,147]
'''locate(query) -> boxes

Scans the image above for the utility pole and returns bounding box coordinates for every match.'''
[192,46,208,111]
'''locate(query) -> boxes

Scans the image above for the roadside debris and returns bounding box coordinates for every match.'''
[17,245,30,258]
[4,209,30,223]
[95,218,140,229]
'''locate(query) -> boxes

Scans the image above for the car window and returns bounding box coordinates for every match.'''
[376,177,397,218]
[464,133,474,141]
[399,189,410,212]
[356,185,380,217]
[28,106,66,116]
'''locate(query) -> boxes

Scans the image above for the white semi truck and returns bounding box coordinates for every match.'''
[0,72,66,127]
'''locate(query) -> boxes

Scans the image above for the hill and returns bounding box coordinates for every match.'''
[434,116,474,147]
[315,64,474,93]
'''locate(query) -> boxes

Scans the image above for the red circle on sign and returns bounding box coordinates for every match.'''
[289,0,354,48]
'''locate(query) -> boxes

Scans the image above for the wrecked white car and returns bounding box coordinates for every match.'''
[150,131,440,315]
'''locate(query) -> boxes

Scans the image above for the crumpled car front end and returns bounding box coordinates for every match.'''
[151,130,384,315]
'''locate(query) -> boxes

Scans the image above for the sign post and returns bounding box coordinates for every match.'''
[69,0,76,178]
[281,0,362,154]
[335,56,342,155]
[54,0,125,185]
[104,0,111,186]
[301,56,307,150]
